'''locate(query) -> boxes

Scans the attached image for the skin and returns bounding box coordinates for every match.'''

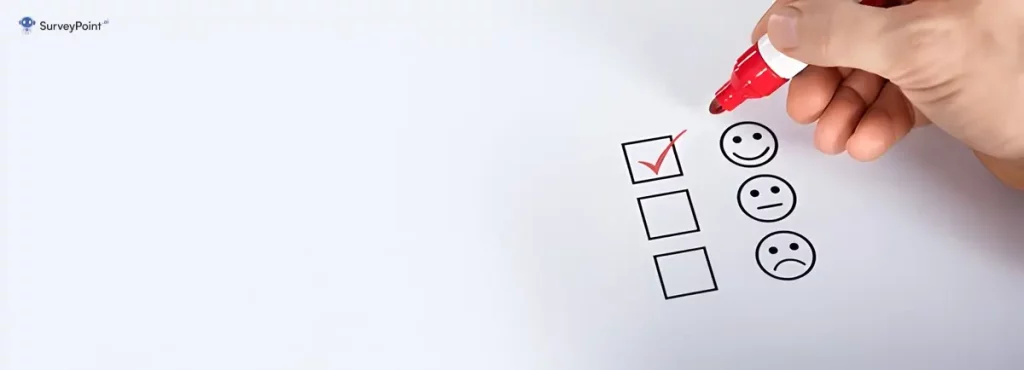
[749,0,1024,190]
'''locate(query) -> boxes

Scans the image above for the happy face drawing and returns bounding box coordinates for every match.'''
[720,121,778,168]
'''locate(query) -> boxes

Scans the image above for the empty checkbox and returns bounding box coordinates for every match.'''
[637,189,700,240]
[654,247,718,300]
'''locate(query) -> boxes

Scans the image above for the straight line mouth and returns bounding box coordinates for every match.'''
[756,203,783,210]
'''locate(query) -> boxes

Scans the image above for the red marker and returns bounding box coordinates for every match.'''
[708,0,901,114]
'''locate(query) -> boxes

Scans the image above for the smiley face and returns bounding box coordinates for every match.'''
[737,174,796,222]
[756,231,816,281]
[720,121,778,168]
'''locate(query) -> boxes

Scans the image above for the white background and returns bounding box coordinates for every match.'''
[6,0,1024,369]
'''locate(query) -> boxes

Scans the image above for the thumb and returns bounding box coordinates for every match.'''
[765,0,909,77]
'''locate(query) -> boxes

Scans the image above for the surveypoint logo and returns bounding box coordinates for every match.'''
[19,16,109,35]
[19,17,35,34]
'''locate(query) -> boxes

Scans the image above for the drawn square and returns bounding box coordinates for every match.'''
[621,135,684,184]
[637,189,700,240]
[654,247,718,300]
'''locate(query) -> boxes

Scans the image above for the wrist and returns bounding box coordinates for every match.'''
[974,151,1024,190]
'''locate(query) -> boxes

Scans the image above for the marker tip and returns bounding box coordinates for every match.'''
[708,100,724,115]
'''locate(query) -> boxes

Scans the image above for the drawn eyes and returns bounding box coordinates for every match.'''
[768,243,800,254]
[732,132,764,144]
[750,186,781,197]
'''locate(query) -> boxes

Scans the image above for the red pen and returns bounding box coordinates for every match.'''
[708,0,901,114]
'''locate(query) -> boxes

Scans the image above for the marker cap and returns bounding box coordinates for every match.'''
[711,36,794,112]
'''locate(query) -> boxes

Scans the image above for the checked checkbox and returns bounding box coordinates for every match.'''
[621,130,686,184]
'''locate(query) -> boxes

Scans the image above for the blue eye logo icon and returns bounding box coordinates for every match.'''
[19,16,35,34]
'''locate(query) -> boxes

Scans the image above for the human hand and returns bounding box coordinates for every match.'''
[750,0,1024,188]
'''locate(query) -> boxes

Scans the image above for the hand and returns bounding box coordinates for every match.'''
[750,0,1024,189]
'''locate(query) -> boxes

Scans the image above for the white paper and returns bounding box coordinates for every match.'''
[7,0,1024,369]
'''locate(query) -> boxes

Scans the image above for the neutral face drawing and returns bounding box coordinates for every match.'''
[736,174,796,222]
[720,121,778,168]
[756,231,816,281]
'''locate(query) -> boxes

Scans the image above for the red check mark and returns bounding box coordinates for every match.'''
[637,129,687,175]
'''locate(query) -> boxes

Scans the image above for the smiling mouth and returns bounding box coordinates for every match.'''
[732,147,770,161]
[756,203,783,210]
[773,258,806,271]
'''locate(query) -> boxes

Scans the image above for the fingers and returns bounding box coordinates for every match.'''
[786,66,841,124]
[763,0,917,78]
[751,0,799,43]
[812,70,887,154]
[748,0,937,161]
[749,0,914,43]
[787,72,929,160]
[845,83,918,161]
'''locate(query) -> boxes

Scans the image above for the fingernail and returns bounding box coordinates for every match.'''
[767,7,800,49]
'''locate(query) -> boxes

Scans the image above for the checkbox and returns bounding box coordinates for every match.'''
[637,189,700,240]
[654,247,718,300]
[621,134,684,184]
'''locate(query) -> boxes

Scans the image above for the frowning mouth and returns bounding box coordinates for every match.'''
[773,258,806,271]
[756,203,783,210]
[732,147,770,161]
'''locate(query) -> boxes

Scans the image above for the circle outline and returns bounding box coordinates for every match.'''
[736,174,797,223]
[755,230,816,281]
[719,121,779,168]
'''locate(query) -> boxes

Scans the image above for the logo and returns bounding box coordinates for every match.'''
[19,16,109,35]
[19,16,35,34]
